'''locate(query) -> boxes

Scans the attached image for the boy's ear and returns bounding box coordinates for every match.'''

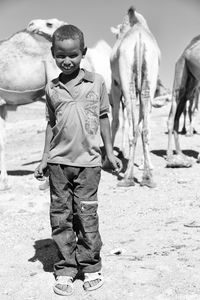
[51,46,55,58]
[82,47,87,57]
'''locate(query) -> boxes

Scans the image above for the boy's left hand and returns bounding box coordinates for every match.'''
[107,154,123,173]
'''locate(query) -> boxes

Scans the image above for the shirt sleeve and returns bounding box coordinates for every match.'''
[99,77,110,116]
[45,84,56,127]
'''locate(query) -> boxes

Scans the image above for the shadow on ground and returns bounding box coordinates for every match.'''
[7,170,34,176]
[100,146,140,184]
[29,239,59,272]
[151,149,198,159]
[28,239,87,281]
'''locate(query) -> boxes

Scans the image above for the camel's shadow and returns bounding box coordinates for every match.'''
[151,149,198,160]
[101,146,198,172]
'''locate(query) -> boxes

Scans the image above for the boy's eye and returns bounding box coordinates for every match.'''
[56,55,65,59]
[55,54,78,59]
[69,54,78,58]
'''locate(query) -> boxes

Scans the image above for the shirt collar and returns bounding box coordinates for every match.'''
[51,68,94,88]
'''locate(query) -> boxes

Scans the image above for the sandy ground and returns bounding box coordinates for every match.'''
[1,101,200,300]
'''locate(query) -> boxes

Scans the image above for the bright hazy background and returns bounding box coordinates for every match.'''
[1,0,200,89]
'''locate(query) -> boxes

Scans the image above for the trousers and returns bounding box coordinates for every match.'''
[48,163,102,277]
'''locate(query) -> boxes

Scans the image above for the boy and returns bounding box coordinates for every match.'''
[34,24,121,296]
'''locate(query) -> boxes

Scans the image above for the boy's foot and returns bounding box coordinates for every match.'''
[83,272,104,291]
[53,276,74,296]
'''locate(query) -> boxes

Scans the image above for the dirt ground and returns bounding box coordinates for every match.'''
[1,101,200,300]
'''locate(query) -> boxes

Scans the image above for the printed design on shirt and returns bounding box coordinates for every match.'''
[85,91,99,135]
[51,89,60,106]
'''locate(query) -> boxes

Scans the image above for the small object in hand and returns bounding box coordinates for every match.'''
[39,177,49,190]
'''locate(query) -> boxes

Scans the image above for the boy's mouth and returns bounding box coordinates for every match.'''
[62,66,73,72]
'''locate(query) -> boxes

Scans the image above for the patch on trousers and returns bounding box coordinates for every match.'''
[80,201,99,233]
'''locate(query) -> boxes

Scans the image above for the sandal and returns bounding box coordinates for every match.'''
[53,276,74,296]
[83,272,104,291]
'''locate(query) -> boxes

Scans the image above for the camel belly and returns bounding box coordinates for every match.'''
[0,60,46,88]
[0,59,46,104]
[0,86,45,105]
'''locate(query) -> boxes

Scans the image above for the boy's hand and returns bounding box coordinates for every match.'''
[34,162,48,181]
[107,154,123,173]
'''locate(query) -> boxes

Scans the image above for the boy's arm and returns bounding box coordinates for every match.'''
[34,121,52,180]
[41,121,53,162]
[100,114,122,172]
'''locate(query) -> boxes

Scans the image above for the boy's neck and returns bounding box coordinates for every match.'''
[60,68,82,84]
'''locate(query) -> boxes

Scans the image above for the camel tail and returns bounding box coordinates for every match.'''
[132,32,146,94]
[128,6,136,17]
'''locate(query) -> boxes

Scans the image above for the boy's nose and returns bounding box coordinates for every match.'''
[64,57,70,64]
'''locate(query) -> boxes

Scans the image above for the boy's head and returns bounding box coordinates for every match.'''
[52,24,86,53]
[51,24,87,76]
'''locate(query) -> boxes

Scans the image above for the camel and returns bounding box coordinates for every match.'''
[167,34,200,167]
[109,6,160,188]
[0,18,113,190]
[110,15,170,157]
[82,40,112,92]
[0,18,66,190]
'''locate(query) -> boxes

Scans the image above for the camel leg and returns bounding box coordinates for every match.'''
[110,79,121,147]
[0,105,10,190]
[167,97,177,158]
[118,83,137,187]
[186,100,194,136]
[120,100,127,156]
[181,104,187,135]
[140,85,156,188]
[187,92,199,136]
[167,57,188,159]
[173,95,187,155]
[190,109,198,135]
[167,93,193,167]
[102,79,121,170]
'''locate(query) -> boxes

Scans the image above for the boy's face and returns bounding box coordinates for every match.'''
[52,38,86,75]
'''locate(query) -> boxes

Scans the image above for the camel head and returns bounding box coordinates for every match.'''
[26,18,66,40]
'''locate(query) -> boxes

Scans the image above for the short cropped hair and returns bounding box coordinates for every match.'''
[52,24,85,52]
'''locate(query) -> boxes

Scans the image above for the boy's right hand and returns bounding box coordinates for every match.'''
[34,162,48,181]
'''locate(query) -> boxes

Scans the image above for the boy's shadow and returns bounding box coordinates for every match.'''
[28,239,59,272]
[28,239,86,281]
